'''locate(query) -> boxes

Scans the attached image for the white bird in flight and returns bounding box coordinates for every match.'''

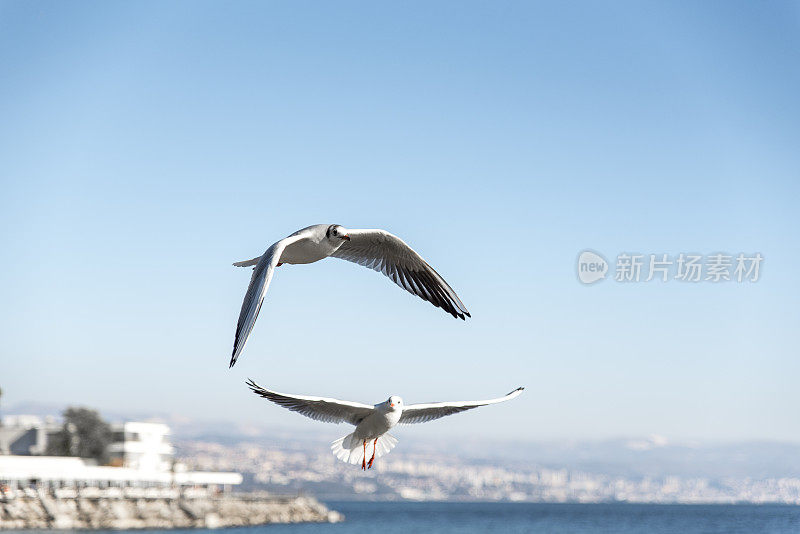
[230,224,470,367]
[246,379,524,470]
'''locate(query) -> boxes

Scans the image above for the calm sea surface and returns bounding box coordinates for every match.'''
[56,501,800,534]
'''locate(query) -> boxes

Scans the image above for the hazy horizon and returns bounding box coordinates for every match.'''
[1,1,799,444]
[3,398,799,449]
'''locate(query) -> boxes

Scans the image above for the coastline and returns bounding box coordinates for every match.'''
[0,490,343,530]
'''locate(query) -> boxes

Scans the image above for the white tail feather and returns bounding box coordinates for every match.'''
[331,433,399,465]
[233,256,261,267]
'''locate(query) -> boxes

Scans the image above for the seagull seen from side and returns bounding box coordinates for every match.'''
[230,224,470,367]
[246,379,524,470]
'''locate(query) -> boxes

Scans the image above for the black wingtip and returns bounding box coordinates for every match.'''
[229,345,239,368]
[245,378,262,395]
[507,387,525,396]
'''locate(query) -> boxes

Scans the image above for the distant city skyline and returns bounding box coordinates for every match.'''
[176,436,800,504]
[1,1,798,443]
[6,402,799,505]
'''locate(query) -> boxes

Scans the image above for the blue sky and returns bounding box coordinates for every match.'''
[1,1,798,443]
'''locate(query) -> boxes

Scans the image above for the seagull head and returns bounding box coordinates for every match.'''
[326,224,350,242]
[386,396,403,411]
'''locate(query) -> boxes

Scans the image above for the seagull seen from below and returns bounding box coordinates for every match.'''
[230,224,470,367]
[246,379,524,470]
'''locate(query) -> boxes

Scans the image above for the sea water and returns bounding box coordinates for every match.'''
[29,501,800,534]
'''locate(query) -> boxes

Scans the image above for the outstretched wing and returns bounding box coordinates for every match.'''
[330,229,470,320]
[399,387,524,424]
[230,233,305,367]
[246,379,375,426]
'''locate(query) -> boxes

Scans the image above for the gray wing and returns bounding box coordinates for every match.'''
[398,387,524,424]
[230,233,305,367]
[331,229,470,320]
[246,379,375,426]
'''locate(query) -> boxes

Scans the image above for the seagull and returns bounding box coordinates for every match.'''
[230,224,470,367]
[246,379,524,470]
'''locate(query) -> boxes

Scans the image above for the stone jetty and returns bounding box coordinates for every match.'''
[0,488,343,529]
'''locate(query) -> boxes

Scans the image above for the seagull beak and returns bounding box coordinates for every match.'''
[390,403,394,408]
[342,234,350,241]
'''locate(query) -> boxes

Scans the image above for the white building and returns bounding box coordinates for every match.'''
[0,416,59,456]
[0,416,242,491]
[108,422,174,471]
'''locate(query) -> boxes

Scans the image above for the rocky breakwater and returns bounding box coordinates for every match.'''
[0,488,343,529]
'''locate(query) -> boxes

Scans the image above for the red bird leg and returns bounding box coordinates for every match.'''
[362,441,366,470]
[367,438,378,469]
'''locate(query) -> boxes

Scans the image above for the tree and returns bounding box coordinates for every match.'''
[45,423,74,457]
[46,407,112,464]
